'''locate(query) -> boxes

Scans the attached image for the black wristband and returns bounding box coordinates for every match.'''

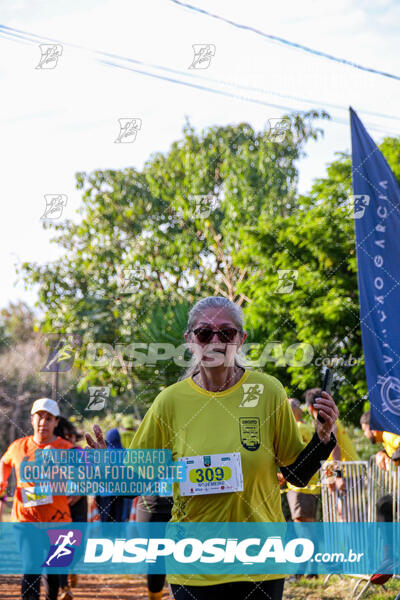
[280,431,337,488]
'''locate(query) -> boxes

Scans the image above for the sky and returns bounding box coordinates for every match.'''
[1,0,400,310]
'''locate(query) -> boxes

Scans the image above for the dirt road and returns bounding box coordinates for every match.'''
[0,575,171,599]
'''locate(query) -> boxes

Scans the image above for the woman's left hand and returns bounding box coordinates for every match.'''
[85,424,107,449]
[314,391,339,443]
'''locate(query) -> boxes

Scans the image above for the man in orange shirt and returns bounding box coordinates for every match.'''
[0,398,73,600]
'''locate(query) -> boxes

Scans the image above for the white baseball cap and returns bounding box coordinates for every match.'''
[31,398,60,417]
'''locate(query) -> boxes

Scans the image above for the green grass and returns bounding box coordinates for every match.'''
[283,574,400,599]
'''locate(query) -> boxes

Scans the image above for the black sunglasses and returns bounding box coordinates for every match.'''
[192,327,239,344]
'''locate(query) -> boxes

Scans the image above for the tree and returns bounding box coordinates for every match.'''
[0,325,85,455]
[236,139,400,424]
[0,301,36,351]
[21,112,328,412]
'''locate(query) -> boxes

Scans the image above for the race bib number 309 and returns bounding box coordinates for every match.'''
[179,453,243,496]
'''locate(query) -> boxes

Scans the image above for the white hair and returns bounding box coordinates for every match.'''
[179,296,249,380]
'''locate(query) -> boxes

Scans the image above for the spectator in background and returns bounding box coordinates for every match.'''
[278,398,321,580]
[360,410,400,521]
[305,388,360,521]
[54,417,88,594]
[136,495,173,600]
[282,398,320,522]
[118,417,138,522]
[360,411,400,571]
[54,417,88,522]
[119,415,138,449]
[0,398,73,600]
[360,410,400,470]
[96,428,127,523]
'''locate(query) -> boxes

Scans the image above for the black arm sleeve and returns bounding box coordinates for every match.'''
[280,431,336,487]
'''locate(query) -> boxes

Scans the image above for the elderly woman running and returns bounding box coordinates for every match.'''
[87,296,338,600]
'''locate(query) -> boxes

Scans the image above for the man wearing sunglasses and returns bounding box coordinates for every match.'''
[87,296,338,600]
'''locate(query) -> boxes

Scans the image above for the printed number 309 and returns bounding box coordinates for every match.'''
[190,466,231,483]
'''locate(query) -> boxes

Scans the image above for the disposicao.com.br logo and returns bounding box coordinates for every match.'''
[84,536,315,564]
[0,522,378,575]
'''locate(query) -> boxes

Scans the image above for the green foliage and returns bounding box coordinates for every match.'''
[0,301,36,350]
[21,112,328,413]
[236,141,400,425]
[19,114,400,427]
[346,424,376,461]
[0,334,86,455]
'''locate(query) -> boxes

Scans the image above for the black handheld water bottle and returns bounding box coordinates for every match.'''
[317,368,333,424]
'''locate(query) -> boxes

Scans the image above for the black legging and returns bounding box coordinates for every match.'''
[13,524,60,600]
[96,494,126,522]
[59,496,88,589]
[21,574,59,600]
[136,496,173,594]
[170,578,285,600]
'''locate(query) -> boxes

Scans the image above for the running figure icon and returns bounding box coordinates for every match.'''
[45,531,77,566]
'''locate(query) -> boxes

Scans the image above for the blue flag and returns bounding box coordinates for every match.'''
[350,107,400,434]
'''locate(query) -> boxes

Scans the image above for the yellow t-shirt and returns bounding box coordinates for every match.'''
[130,369,306,586]
[323,420,360,480]
[286,421,320,495]
[332,421,360,461]
[382,431,400,458]
[119,429,135,449]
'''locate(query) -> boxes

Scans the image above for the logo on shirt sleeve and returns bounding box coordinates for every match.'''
[238,384,264,408]
[239,418,261,451]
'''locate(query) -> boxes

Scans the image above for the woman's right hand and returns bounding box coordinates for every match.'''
[85,424,107,449]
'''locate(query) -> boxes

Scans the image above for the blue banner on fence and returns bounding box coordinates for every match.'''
[350,107,400,434]
[1,521,400,575]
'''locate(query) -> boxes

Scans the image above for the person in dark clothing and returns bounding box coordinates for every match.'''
[136,495,173,600]
[54,417,88,522]
[54,416,88,597]
[360,412,397,573]
[95,428,127,523]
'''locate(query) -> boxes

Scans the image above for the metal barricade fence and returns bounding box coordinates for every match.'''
[320,458,400,522]
[367,455,400,522]
[320,461,370,580]
[320,460,369,522]
[319,458,400,597]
